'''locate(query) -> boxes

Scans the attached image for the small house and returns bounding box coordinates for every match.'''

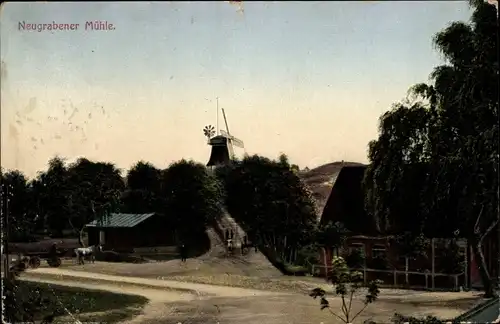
[85,213,176,252]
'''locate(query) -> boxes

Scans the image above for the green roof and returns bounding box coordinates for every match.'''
[86,213,155,228]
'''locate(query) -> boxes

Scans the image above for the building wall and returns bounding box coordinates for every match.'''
[318,233,500,290]
[318,236,472,289]
[133,216,176,247]
[87,215,176,252]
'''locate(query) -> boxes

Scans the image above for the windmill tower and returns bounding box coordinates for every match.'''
[204,102,244,167]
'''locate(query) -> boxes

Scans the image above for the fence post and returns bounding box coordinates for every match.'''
[393,269,397,286]
[363,252,367,285]
[431,238,435,290]
[405,257,409,285]
[464,244,469,289]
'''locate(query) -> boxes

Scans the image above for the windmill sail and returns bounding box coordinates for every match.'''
[220,129,244,148]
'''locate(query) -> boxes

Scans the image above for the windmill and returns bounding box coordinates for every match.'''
[205,101,244,167]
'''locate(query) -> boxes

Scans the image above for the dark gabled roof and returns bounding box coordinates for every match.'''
[86,213,155,228]
[298,162,366,222]
[320,165,377,235]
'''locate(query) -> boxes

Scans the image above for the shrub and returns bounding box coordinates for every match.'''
[296,244,320,266]
[392,313,445,324]
[344,248,365,269]
[96,251,147,263]
[436,239,465,275]
[284,264,309,276]
[3,260,55,323]
[367,255,389,270]
[310,256,382,323]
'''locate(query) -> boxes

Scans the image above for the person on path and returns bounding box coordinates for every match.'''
[49,242,58,259]
[180,243,187,262]
[254,233,261,252]
[227,239,233,255]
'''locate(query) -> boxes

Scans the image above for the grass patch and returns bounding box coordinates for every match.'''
[17,280,148,321]
[58,307,145,323]
[283,264,309,276]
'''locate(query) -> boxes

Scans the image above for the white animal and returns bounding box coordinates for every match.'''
[74,245,101,265]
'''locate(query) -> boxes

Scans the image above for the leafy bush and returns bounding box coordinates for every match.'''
[96,251,147,263]
[3,260,55,323]
[284,264,309,276]
[392,232,430,259]
[344,248,365,269]
[310,256,382,323]
[392,313,445,324]
[296,244,320,266]
[436,239,465,275]
[367,255,389,270]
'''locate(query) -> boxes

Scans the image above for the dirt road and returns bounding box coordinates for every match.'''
[21,267,484,324]
[22,275,195,324]
[22,268,288,324]
[23,267,281,297]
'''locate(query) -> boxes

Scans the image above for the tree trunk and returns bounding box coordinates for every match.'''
[79,226,86,247]
[68,217,86,247]
[470,238,496,298]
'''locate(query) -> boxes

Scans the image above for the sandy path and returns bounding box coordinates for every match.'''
[25,267,281,297]
[20,268,484,324]
[22,267,286,324]
[21,275,197,324]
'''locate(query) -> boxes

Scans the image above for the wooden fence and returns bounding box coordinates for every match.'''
[310,264,466,291]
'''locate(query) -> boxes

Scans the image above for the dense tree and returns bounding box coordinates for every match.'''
[217,154,318,263]
[34,157,71,237]
[0,169,35,241]
[29,157,124,243]
[161,159,224,237]
[3,156,224,245]
[65,158,124,236]
[121,161,162,213]
[365,0,499,296]
[364,104,433,235]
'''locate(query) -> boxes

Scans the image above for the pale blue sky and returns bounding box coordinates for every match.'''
[1,1,471,177]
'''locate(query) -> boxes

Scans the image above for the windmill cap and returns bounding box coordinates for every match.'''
[210,135,228,141]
